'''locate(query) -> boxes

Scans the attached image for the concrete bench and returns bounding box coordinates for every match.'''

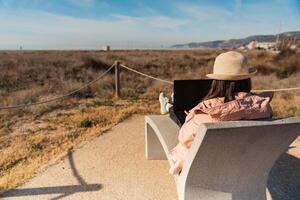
[145,115,300,200]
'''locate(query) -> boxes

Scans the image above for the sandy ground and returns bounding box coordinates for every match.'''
[1,115,299,200]
[1,116,177,200]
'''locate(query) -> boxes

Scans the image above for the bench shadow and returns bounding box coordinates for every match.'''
[1,149,102,200]
[267,152,300,200]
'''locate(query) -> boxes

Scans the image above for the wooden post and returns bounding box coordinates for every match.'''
[114,61,120,99]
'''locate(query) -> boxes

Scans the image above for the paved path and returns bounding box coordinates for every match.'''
[2,115,300,200]
[2,116,177,200]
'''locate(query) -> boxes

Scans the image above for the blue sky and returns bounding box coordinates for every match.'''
[0,0,299,49]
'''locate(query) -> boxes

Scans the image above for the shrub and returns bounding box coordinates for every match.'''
[274,49,296,61]
[102,99,115,106]
[72,86,94,99]
[81,56,112,72]
[31,143,43,151]
[80,119,93,128]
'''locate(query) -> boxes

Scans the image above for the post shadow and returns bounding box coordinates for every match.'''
[1,149,102,199]
[267,152,300,200]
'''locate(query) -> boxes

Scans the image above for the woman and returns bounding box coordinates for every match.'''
[168,51,273,175]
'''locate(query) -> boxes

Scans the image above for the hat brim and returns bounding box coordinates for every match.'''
[206,67,257,81]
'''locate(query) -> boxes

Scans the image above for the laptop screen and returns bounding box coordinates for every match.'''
[173,79,213,112]
[170,79,213,126]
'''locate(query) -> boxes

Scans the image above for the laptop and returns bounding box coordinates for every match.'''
[170,79,213,127]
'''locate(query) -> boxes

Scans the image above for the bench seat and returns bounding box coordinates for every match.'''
[145,115,300,200]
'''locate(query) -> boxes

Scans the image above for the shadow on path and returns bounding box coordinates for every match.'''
[268,152,300,200]
[1,149,102,200]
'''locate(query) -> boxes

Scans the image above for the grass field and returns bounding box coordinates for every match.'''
[0,49,299,193]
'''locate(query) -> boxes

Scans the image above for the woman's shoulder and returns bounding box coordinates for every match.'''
[236,91,274,101]
[194,91,273,113]
[204,92,273,121]
[199,91,273,106]
[197,96,224,109]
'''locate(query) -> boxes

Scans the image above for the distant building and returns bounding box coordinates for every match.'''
[246,41,277,50]
[291,42,300,51]
[290,44,297,50]
[102,45,111,51]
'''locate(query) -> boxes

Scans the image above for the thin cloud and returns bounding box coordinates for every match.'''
[235,0,242,10]
[179,4,232,21]
[0,0,298,49]
[66,0,108,9]
[0,0,47,9]
[0,10,189,49]
[136,2,160,15]
[112,14,189,29]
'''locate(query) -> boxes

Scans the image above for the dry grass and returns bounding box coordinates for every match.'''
[0,99,159,193]
[1,49,299,107]
[0,49,299,193]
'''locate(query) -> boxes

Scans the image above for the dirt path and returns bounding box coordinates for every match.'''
[2,115,177,200]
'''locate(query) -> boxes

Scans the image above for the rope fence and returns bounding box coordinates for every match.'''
[119,64,300,93]
[251,87,300,93]
[0,64,115,110]
[0,60,300,110]
[120,64,173,85]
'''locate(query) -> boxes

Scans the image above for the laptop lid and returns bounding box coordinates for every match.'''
[173,79,213,112]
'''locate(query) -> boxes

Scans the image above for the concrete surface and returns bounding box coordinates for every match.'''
[2,115,177,200]
[2,115,300,200]
[145,115,300,200]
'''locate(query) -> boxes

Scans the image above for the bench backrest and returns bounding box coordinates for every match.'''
[178,117,300,199]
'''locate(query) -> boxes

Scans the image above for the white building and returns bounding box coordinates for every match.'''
[246,41,277,50]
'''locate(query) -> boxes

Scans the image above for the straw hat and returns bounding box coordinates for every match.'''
[206,51,257,80]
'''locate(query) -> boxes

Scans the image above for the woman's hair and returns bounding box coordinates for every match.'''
[203,78,252,103]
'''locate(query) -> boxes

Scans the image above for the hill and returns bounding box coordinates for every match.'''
[171,31,300,49]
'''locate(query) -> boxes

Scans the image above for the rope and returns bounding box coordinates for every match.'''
[120,64,174,85]
[252,87,300,93]
[0,64,115,110]
[1,60,300,110]
[120,64,300,92]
